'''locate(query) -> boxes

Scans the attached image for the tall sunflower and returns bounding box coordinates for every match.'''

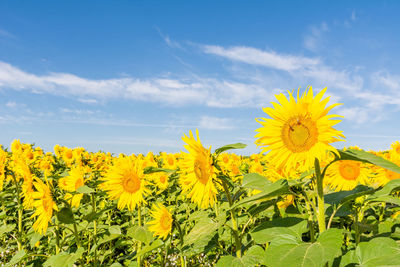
[255,86,345,172]
[179,130,217,209]
[31,178,58,234]
[147,203,173,240]
[101,156,149,211]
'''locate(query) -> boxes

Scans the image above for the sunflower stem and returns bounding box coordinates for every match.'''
[91,193,98,266]
[220,178,242,258]
[11,173,23,253]
[137,206,142,267]
[315,158,326,233]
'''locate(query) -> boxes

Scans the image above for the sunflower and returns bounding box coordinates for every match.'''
[179,130,217,209]
[324,160,372,191]
[0,148,7,191]
[373,150,400,186]
[59,166,86,208]
[31,178,58,234]
[101,156,149,211]
[150,172,169,192]
[255,86,345,172]
[147,203,173,240]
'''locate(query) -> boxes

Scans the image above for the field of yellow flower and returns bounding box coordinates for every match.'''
[1,86,400,266]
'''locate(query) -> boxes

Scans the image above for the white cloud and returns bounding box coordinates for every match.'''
[199,116,234,130]
[337,107,370,124]
[5,101,17,108]
[0,28,14,38]
[203,45,320,71]
[303,22,328,52]
[351,10,357,21]
[372,71,400,90]
[0,61,280,108]
[78,98,99,104]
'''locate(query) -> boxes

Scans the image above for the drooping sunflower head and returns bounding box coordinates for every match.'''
[101,156,149,211]
[255,86,345,172]
[147,203,173,240]
[31,178,58,234]
[179,129,217,209]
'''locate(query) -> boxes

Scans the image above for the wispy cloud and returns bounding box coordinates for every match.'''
[0,61,278,108]
[203,45,320,71]
[0,28,15,39]
[303,22,328,52]
[199,116,235,130]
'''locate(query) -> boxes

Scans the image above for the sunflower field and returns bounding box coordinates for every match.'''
[2,87,400,267]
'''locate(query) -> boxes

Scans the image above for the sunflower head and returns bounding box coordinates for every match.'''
[179,130,217,209]
[147,203,173,240]
[255,86,345,172]
[101,156,149,211]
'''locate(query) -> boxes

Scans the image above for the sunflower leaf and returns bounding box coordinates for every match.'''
[338,149,400,173]
[214,143,247,156]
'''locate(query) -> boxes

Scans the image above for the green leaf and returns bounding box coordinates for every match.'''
[245,245,267,265]
[184,218,220,247]
[127,226,154,245]
[43,247,85,267]
[5,249,26,267]
[76,185,94,194]
[214,143,247,156]
[0,224,15,237]
[29,232,43,249]
[242,173,272,191]
[233,179,289,208]
[339,237,400,267]
[96,225,121,246]
[367,195,400,206]
[217,254,260,267]
[56,207,75,224]
[143,166,175,174]
[135,239,164,259]
[369,179,400,198]
[265,228,343,267]
[338,149,400,173]
[251,217,308,245]
[324,185,375,206]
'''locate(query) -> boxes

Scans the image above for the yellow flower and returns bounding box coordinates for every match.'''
[0,148,7,191]
[11,139,22,154]
[277,195,295,210]
[32,178,58,234]
[373,150,400,186]
[161,152,177,170]
[59,166,86,208]
[324,160,372,191]
[101,156,149,211]
[147,203,173,240]
[150,172,169,192]
[255,86,345,172]
[179,130,217,209]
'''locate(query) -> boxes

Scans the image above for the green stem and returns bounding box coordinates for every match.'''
[354,212,360,245]
[137,206,142,267]
[73,221,81,248]
[55,222,60,254]
[92,194,98,267]
[174,220,186,267]
[11,173,23,252]
[315,158,326,233]
[220,178,242,258]
[304,199,315,242]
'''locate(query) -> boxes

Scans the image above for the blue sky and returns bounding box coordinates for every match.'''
[0,1,400,155]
